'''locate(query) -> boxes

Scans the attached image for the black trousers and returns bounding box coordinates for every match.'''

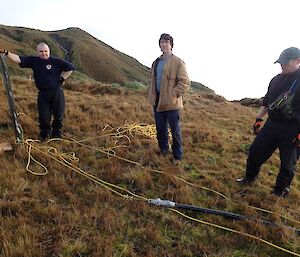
[245,119,298,191]
[37,87,65,138]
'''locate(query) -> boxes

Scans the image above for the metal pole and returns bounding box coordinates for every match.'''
[0,54,23,143]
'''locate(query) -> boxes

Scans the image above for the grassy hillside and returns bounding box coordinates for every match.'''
[0,24,213,95]
[0,75,299,257]
[190,81,215,94]
[0,25,149,85]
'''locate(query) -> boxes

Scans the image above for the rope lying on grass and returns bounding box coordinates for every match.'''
[2,52,297,254]
[18,116,300,226]
[73,122,300,227]
[19,122,300,256]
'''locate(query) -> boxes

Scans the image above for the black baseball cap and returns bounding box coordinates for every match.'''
[274,47,300,64]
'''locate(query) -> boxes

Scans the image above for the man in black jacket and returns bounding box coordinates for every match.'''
[237,47,300,197]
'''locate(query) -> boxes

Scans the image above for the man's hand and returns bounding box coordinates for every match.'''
[0,48,9,55]
[293,133,300,147]
[59,77,65,86]
[253,118,263,135]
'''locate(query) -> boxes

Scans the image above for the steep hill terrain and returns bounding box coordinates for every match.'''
[0,74,299,256]
[0,24,214,94]
[0,25,149,85]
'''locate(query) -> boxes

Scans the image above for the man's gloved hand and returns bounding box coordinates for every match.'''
[293,133,300,147]
[59,76,65,86]
[253,118,263,135]
[0,48,9,55]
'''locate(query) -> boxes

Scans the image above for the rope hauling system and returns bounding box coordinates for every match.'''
[1,54,300,256]
[148,198,300,236]
[22,130,300,256]
[0,54,23,143]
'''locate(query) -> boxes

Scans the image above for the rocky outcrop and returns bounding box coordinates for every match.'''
[232,97,263,107]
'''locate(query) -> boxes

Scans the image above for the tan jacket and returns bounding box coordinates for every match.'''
[147,54,190,112]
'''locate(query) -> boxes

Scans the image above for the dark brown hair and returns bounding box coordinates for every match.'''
[159,33,174,48]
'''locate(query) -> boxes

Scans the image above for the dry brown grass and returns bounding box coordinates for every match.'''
[0,76,300,257]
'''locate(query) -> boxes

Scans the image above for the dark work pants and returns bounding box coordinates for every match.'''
[245,119,298,191]
[38,88,65,139]
[154,108,182,160]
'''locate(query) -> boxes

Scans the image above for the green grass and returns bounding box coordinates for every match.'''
[124,81,146,89]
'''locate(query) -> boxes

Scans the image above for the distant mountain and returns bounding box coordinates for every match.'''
[0,25,149,85]
[0,24,214,93]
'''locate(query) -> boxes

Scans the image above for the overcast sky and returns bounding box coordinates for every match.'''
[1,0,300,100]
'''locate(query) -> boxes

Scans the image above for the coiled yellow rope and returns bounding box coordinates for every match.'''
[24,138,147,201]
[15,114,300,256]
[22,138,300,256]
[18,115,300,226]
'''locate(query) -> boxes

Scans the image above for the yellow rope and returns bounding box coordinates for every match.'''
[16,118,300,256]
[23,138,300,256]
[18,112,38,125]
[22,120,300,226]
[170,208,300,257]
[19,118,300,227]
[24,139,147,201]
[103,123,300,226]
[65,136,233,202]
[25,140,48,176]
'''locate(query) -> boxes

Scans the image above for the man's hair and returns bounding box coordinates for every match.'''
[159,33,174,48]
[36,42,50,51]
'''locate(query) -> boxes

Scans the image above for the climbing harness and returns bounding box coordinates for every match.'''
[268,79,299,121]
[0,54,23,143]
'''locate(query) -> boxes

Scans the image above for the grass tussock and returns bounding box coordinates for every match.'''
[0,76,299,257]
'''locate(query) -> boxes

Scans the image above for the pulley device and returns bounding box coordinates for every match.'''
[149,198,300,236]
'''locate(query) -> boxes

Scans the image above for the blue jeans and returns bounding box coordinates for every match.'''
[154,109,182,160]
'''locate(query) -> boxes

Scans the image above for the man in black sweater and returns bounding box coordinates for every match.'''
[1,43,75,140]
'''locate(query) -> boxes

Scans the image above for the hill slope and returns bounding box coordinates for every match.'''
[0,25,149,85]
[0,75,299,256]
[0,24,216,94]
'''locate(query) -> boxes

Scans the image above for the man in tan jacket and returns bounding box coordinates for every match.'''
[148,33,190,163]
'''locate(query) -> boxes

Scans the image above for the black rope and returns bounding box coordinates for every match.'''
[148,198,300,236]
[175,203,300,236]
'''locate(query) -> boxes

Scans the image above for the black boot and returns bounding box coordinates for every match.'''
[39,132,50,142]
[236,177,255,185]
[271,187,289,197]
[52,129,62,139]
